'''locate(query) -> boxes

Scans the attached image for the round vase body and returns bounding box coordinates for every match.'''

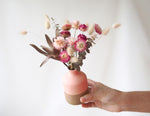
[63,70,88,105]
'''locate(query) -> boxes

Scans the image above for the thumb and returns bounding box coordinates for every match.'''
[80,94,93,103]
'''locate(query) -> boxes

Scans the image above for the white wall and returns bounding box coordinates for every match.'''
[0,0,150,116]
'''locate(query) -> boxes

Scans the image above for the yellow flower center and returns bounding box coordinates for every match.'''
[62,54,67,58]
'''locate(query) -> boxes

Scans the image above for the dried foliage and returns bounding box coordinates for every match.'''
[30,34,60,67]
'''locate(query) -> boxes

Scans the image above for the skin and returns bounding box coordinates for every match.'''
[80,79,150,113]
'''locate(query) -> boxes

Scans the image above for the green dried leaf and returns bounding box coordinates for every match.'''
[72,57,83,67]
[79,51,86,56]
[87,38,96,44]
[86,42,92,48]
[86,42,92,53]
[76,67,80,71]
[45,34,53,49]
[30,44,47,56]
[78,51,86,59]
[55,28,60,37]
[86,49,90,53]
[78,58,83,66]
[80,55,86,59]
[72,63,80,71]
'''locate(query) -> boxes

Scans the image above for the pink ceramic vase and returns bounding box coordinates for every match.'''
[63,70,88,105]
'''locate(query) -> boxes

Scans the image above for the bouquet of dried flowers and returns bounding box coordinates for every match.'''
[21,15,120,71]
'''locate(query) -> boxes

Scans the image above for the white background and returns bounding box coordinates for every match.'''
[0,0,150,116]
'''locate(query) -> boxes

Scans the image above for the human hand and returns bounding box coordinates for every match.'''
[80,79,122,112]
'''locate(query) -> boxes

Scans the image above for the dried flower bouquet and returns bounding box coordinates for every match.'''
[21,15,120,71]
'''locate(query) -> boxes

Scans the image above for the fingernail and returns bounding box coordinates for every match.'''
[80,97,86,103]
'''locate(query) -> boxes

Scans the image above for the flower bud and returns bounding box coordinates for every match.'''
[87,24,94,35]
[79,24,88,32]
[95,24,102,35]
[102,28,110,35]
[72,20,80,29]
[61,24,72,30]
[112,23,121,28]
[60,31,71,38]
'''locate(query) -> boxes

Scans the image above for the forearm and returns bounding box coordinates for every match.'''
[120,91,150,112]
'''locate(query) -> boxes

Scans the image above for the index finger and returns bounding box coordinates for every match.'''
[87,79,96,86]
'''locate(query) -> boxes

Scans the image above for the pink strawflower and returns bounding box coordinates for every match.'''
[74,39,87,52]
[95,24,102,35]
[72,20,80,29]
[59,51,70,63]
[77,34,87,41]
[67,37,78,45]
[60,31,71,38]
[61,24,72,30]
[53,36,66,50]
[79,24,88,32]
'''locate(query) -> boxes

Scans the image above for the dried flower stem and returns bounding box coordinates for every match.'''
[74,29,76,38]
[63,63,69,69]
[70,63,73,70]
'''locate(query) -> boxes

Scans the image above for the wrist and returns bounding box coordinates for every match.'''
[105,89,124,112]
[118,91,128,112]
[111,90,125,112]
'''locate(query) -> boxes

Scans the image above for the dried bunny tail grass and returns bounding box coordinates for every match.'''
[65,19,70,24]
[20,31,28,35]
[90,34,97,40]
[44,14,51,29]
[70,57,78,63]
[45,21,50,29]
[87,24,94,35]
[85,23,89,27]
[101,23,121,36]
[112,23,121,28]
[45,14,50,21]
[67,46,76,56]
[102,28,110,35]
[20,30,44,41]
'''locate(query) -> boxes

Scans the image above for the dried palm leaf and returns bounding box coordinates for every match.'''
[53,49,60,55]
[45,34,53,49]
[30,44,47,56]
[40,45,53,54]
[40,56,50,67]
